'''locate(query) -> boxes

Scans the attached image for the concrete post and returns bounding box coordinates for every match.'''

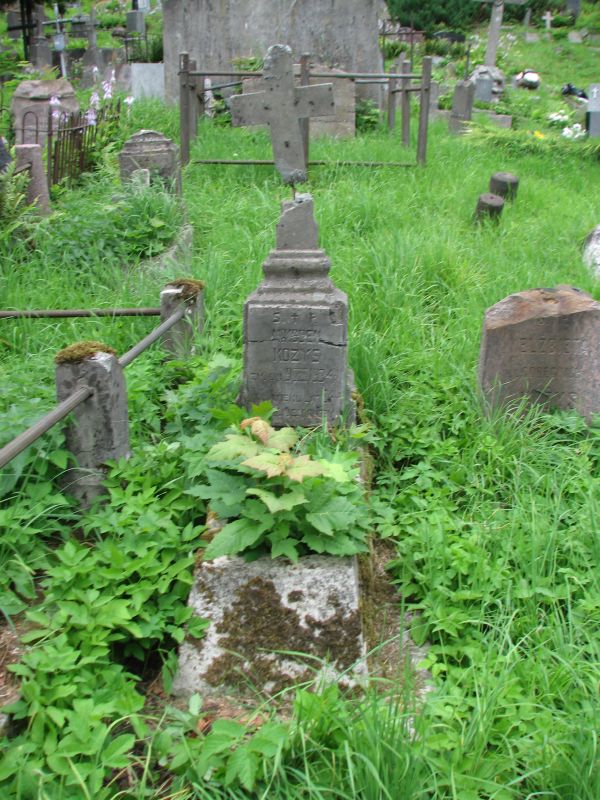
[490,172,519,201]
[179,52,191,166]
[15,144,51,215]
[160,280,204,357]
[400,55,411,147]
[55,343,130,507]
[475,192,504,222]
[485,0,505,68]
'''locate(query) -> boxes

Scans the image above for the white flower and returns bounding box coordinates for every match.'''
[49,95,60,107]
[562,123,585,140]
[124,95,135,106]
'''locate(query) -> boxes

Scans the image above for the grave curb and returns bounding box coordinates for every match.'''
[138,222,194,274]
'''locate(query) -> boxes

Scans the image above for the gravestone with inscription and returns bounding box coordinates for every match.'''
[479,286,600,421]
[239,193,354,428]
[586,84,600,138]
[449,80,475,134]
[231,44,335,185]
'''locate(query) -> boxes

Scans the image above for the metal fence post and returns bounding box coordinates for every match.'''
[179,51,191,166]
[400,55,411,147]
[189,58,198,141]
[417,56,432,165]
[55,342,130,507]
[160,280,204,358]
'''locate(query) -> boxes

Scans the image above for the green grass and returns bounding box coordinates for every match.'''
[2,93,600,798]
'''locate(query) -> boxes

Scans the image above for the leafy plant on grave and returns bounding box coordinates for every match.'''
[191,416,370,562]
[356,99,382,132]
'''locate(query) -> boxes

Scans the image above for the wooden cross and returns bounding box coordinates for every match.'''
[475,0,526,67]
[230,44,335,185]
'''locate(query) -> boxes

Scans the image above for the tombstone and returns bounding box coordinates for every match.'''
[118,130,181,192]
[126,10,146,35]
[470,64,505,98]
[173,553,367,698]
[586,84,600,138]
[239,194,354,428]
[448,80,475,134]
[241,60,354,140]
[583,225,600,278]
[567,0,581,18]
[524,32,540,43]
[11,79,79,146]
[231,45,335,185]
[70,15,89,36]
[479,286,600,422]
[162,0,382,105]
[29,19,52,70]
[568,31,583,44]
[475,0,526,68]
[474,76,494,103]
[7,10,21,40]
[523,7,531,26]
[14,144,51,215]
[542,10,553,30]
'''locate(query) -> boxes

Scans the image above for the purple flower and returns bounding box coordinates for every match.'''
[90,91,100,109]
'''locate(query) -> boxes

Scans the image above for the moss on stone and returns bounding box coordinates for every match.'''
[168,278,205,298]
[55,341,116,364]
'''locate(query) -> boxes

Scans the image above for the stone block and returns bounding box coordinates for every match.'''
[131,62,165,101]
[583,225,600,277]
[15,144,50,215]
[11,79,79,146]
[568,31,583,44]
[173,554,367,697]
[479,286,600,421]
[449,80,474,135]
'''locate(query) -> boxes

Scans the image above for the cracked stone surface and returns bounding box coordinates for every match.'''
[173,554,367,697]
[239,193,354,427]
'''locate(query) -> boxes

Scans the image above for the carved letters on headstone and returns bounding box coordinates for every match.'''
[118,129,182,193]
[478,286,600,421]
[240,194,354,427]
[230,44,335,184]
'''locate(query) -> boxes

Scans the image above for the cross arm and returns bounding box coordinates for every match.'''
[230,90,270,127]
[293,83,335,119]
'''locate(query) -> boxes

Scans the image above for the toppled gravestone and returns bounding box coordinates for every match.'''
[239,193,355,428]
[479,286,600,421]
[173,554,367,697]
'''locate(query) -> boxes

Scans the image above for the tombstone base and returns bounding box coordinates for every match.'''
[173,554,367,697]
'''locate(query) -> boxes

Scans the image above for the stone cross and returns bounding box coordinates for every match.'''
[475,0,526,67]
[587,84,600,138]
[239,193,354,427]
[230,44,335,185]
[542,10,553,30]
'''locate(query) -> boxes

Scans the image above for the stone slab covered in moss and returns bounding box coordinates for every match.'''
[173,555,367,697]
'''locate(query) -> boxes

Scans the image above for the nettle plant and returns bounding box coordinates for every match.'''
[191,417,370,561]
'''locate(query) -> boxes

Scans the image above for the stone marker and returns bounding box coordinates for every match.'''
[586,84,600,138]
[7,10,21,39]
[0,137,11,174]
[524,32,540,43]
[11,79,79,145]
[118,130,181,192]
[479,286,600,421]
[449,80,475,134]
[583,225,600,278]
[14,144,51,215]
[55,344,129,506]
[475,192,504,221]
[475,0,526,68]
[29,17,52,70]
[160,280,204,357]
[239,193,354,428]
[231,44,335,185]
[474,76,494,103]
[568,31,583,44]
[542,10,553,30]
[126,10,146,35]
[567,0,581,17]
[489,171,519,200]
[470,64,505,98]
[173,554,367,697]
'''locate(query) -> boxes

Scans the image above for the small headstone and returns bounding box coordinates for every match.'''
[448,80,475,134]
[566,0,581,18]
[231,44,335,185]
[583,225,600,277]
[586,84,600,137]
[474,76,494,103]
[15,144,51,215]
[568,31,583,44]
[126,10,146,35]
[489,171,519,200]
[11,79,79,146]
[173,554,367,697]
[470,64,505,97]
[479,286,600,421]
[524,32,540,43]
[6,10,21,40]
[118,130,181,193]
[240,194,354,428]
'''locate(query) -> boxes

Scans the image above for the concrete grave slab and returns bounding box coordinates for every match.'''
[173,554,367,697]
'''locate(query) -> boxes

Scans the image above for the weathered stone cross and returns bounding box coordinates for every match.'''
[475,0,526,67]
[230,44,335,185]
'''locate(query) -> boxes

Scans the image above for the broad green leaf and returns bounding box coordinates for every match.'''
[305,495,357,536]
[242,452,291,478]
[224,746,258,791]
[203,517,270,559]
[207,434,261,462]
[285,455,329,482]
[270,539,299,561]
[102,734,135,768]
[247,486,307,514]
[266,427,297,451]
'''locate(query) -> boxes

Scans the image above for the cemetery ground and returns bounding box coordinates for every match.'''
[3,72,600,800]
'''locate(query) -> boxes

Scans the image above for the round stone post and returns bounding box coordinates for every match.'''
[489,171,519,201]
[55,342,130,507]
[475,192,504,222]
[160,279,205,358]
[15,144,50,215]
